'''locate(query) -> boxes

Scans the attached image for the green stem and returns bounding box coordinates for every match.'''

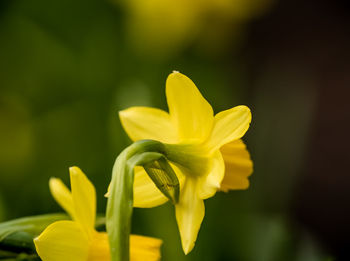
[106,140,169,261]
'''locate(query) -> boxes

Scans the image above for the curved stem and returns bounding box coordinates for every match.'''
[106,140,169,261]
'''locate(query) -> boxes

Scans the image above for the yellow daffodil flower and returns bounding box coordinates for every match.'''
[34,166,162,261]
[119,71,253,254]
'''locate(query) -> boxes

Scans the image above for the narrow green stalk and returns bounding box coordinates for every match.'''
[106,140,179,261]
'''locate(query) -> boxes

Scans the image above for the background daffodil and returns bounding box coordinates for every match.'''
[34,166,162,261]
[119,71,253,254]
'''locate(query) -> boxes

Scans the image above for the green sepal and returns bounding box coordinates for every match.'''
[126,151,180,204]
[144,157,179,204]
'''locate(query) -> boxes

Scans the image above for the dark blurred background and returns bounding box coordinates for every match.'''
[0,0,349,260]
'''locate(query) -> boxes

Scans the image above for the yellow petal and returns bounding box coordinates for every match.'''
[198,151,225,199]
[130,235,163,261]
[88,232,110,261]
[34,220,89,261]
[133,166,169,208]
[49,178,74,218]
[166,72,214,142]
[86,232,162,261]
[70,166,96,237]
[207,105,251,152]
[220,140,253,191]
[119,107,177,143]
[175,178,204,254]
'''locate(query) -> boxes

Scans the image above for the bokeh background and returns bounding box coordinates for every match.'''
[0,0,349,260]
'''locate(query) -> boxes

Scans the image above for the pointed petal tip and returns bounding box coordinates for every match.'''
[33,236,41,254]
[49,177,64,194]
[33,235,40,243]
[166,71,214,141]
[182,240,195,255]
[118,109,127,117]
[119,108,136,122]
[49,177,59,184]
[69,166,80,175]
[33,235,44,250]
[168,70,184,80]
[69,167,86,180]
[118,109,128,123]
[237,105,252,121]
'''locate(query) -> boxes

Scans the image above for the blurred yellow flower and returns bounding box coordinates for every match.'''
[119,71,253,254]
[117,0,274,58]
[34,167,162,261]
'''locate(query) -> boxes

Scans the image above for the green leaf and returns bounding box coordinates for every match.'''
[0,213,69,242]
[0,213,106,258]
[0,231,36,253]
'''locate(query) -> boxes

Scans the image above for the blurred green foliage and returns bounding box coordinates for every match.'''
[0,0,331,260]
